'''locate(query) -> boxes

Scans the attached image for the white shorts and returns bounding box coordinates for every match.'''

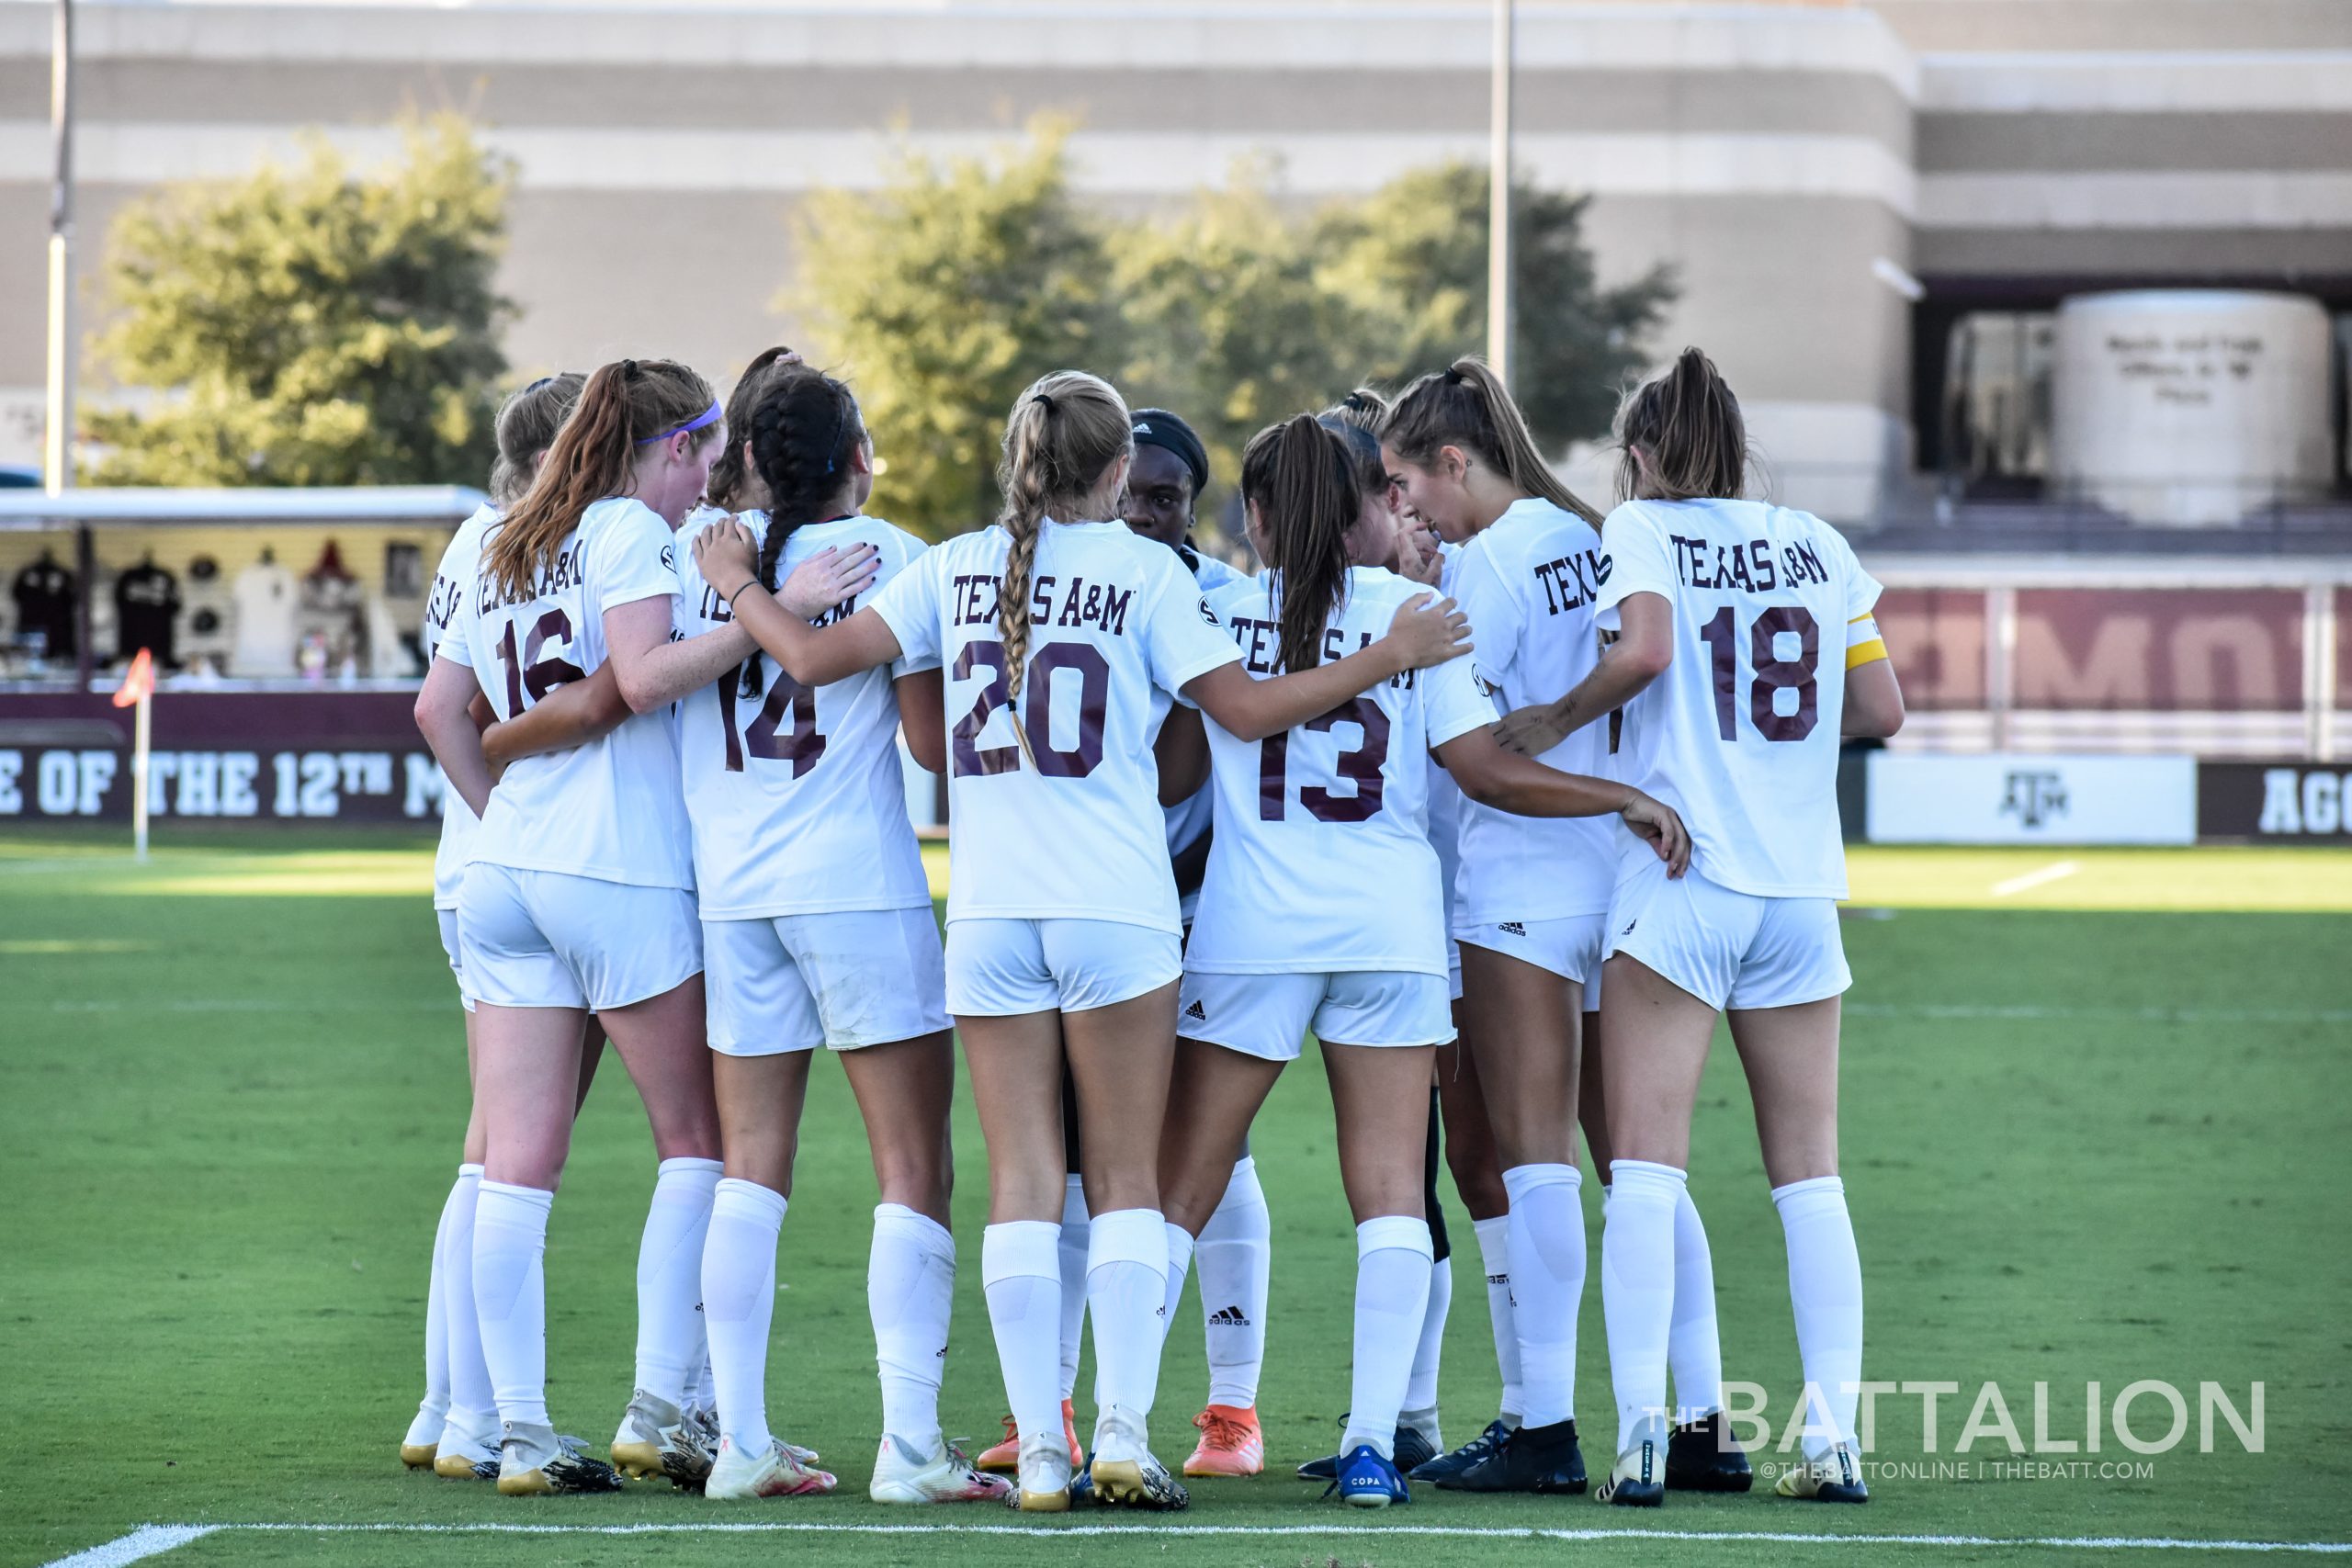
[1603,855,1850,1013]
[705,908,950,1055]
[435,906,475,1012]
[1447,939,1463,1003]
[1456,912,1609,990]
[458,863,703,1012]
[946,918,1182,1017]
[1178,969,1455,1062]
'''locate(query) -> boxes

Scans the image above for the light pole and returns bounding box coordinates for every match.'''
[1487,0,1513,387]
[44,0,74,497]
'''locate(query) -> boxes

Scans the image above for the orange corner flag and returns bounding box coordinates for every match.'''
[112,648,154,709]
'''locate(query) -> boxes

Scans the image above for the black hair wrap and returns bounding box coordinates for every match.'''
[1129,407,1210,497]
[1033,392,1057,414]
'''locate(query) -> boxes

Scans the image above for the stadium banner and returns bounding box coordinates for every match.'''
[1865,751,2197,845]
[2196,761,2352,842]
[0,692,440,825]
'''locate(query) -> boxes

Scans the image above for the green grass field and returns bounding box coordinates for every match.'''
[4,832,2349,1567]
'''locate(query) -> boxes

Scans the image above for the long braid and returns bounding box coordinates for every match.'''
[735,367,865,699]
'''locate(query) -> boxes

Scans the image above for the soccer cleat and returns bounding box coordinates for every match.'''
[1327,1443,1413,1509]
[870,1433,1016,1505]
[1596,1437,1666,1507]
[1667,1411,1754,1492]
[655,1411,717,1494]
[1408,1417,1513,1483]
[1008,1431,1074,1512]
[401,1397,447,1469]
[705,1434,839,1500]
[1434,1416,1588,1494]
[1089,1405,1189,1511]
[1298,1418,1438,1481]
[977,1399,1081,1474]
[610,1388,684,1481]
[431,1407,503,1480]
[1774,1442,1870,1504]
[1183,1404,1264,1478]
[494,1422,624,1496]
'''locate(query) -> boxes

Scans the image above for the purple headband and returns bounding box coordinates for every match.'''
[637,400,724,445]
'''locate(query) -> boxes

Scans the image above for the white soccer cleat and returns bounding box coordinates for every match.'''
[1008,1431,1074,1512]
[869,1433,1016,1505]
[1774,1441,1870,1504]
[495,1422,623,1496]
[705,1434,839,1500]
[1088,1404,1189,1511]
[401,1396,447,1469]
[610,1388,684,1481]
[431,1406,503,1480]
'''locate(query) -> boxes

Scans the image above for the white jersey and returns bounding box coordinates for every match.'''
[1185,567,1494,976]
[871,519,1241,932]
[423,504,492,910]
[1423,543,1466,926]
[1191,551,1249,594]
[1597,497,1882,899]
[441,495,694,889]
[1452,498,1617,920]
[673,509,936,920]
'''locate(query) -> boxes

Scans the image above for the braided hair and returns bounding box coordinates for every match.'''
[735,367,865,699]
[706,346,800,513]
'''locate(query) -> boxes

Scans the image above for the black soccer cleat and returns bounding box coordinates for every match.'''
[1432,1416,1588,1494]
[1408,1417,1512,1483]
[1666,1410,1754,1492]
[1295,1419,1437,1482]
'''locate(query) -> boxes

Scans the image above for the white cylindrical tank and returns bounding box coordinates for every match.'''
[2050,290,2334,526]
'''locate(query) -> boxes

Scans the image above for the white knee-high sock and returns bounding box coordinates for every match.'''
[1404,1247,1453,1424]
[701,1177,786,1456]
[1668,1184,1724,1422]
[1501,1164,1585,1428]
[472,1179,554,1429]
[1472,1214,1522,1427]
[983,1221,1064,1449]
[443,1165,493,1425]
[870,1203,956,1448]
[1086,1208,1170,1433]
[634,1156,722,1406]
[417,1168,469,1420]
[1339,1216,1434,1461]
[1194,1156,1270,1409]
[1773,1175,1863,1461]
[1160,1222,1195,1342]
[1056,1176,1089,1404]
[1602,1160,1681,1456]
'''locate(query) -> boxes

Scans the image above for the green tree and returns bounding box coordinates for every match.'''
[1314,164,1674,453]
[789,120,1127,539]
[1111,171,1373,508]
[85,115,514,487]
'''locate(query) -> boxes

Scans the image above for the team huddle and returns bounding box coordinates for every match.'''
[401,342,1905,1513]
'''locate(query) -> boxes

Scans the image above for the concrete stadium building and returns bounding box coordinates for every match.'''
[1,0,2348,527]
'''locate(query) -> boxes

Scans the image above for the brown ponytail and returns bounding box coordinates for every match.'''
[994,369,1132,767]
[1615,346,1747,503]
[706,346,798,513]
[1242,414,1360,680]
[488,373,586,507]
[1380,355,1601,526]
[484,357,717,599]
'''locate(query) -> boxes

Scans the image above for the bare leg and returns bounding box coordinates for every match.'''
[1158,1038,1283,1235]
[841,1032,957,1224]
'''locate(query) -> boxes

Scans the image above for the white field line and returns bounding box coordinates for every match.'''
[41,1521,2352,1563]
[1990,859,2083,897]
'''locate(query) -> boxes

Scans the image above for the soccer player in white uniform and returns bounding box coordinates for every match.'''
[1493,349,1905,1506]
[1152,413,1690,1508]
[669,365,1012,1506]
[693,369,1471,1514]
[415,358,779,1497]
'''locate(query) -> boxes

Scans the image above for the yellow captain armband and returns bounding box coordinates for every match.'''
[1846,614,1887,671]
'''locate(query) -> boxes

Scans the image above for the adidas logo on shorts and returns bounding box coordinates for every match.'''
[1622,919,1638,936]
[1183,999,1207,1021]
[1498,920,1528,937]
[1207,1305,1251,1327]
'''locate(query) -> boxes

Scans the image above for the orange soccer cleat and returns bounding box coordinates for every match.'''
[1182,1404,1264,1478]
[975,1400,1083,1473]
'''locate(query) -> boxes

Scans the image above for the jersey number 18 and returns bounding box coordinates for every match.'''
[1698,605,1819,743]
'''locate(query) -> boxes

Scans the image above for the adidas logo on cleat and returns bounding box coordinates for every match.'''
[1498,921,1528,936]
[1183,1000,1207,1021]
[1206,1305,1251,1327]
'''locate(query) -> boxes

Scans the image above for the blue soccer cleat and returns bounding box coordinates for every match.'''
[1329,1443,1413,1509]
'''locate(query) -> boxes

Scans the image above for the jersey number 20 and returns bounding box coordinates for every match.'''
[1699,605,1818,742]
[951,640,1109,777]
